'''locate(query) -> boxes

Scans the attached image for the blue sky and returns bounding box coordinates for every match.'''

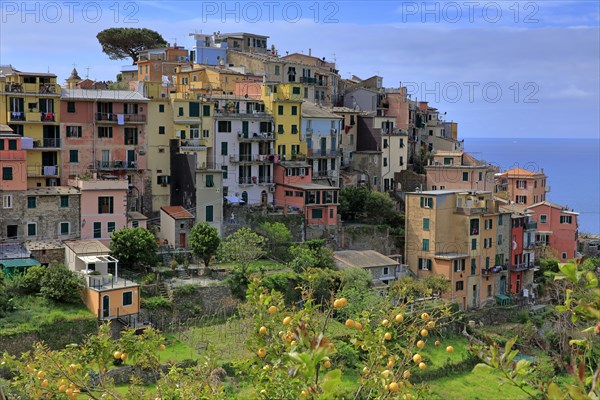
[1,0,599,138]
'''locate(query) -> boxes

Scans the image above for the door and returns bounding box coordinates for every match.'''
[320,137,327,156]
[261,190,267,207]
[102,295,110,318]
[500,276,506,295]
[472,285,478,307]
[179,233,186,248]
[127,150,136,168]
[101,150,110,168]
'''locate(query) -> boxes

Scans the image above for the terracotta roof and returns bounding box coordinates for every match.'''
[502,167,544,177]
[527,201,580,215]
[161,206,194,219]
[302,101,343,119]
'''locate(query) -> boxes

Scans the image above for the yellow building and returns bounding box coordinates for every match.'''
[262,83,305,160]
[175,64,245,95]
[405,189,506,310]
[0,67,61,186]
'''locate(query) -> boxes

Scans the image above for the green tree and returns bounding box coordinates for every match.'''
[289,240,334,273]
[339,185,369,221]
[218,227,266,275]
[364,190,397,225]
[96,28,167,64]
[19,265,47,294]
[39,264,85,304]
[0,269,13,316]
[110,227,158,271]
[189,222,221,269]
[258,221,292,259]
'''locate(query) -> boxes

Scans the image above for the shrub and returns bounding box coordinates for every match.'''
[16,266,46,294]
[39,264,85,304]
[142,296,172,310]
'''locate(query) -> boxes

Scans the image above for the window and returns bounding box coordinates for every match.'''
[422,239,430,251]
[27,223,36,236]
[443,157,453,165]
[189,102,200,117]
[419,196,433,208]
[517,180,527,189]
[560,215,572,224]
[217,121,231,132]
[499,215,503,225]
[122,291,133,306]
[60,222,70,235]
[2,167,13,180]
[462,172,469,181]
[98,197,114,214]
[383,157,388,167]
[159,104,165,112]
[540,215,547,224]
[304,87,309,98]
[107,222,116,233]
[206,205,213,222]
[206,175,214,187]
[278,105,284,115]
[312,208,323,219]
[221,166,228,179]
[487,284,492,297]
[67,101,76,112]
[291,125,298,134]
[383,266,389,275]
[60,196,69,208]
[285,190,293,197]
[203,105,211,116]
[69,149,79,163]
[124,128,138,145]
[291,106,298,115]
[66,126,82,137]
[178,107,184,116]
[132,221,139,228]
[8,140,16,150]
[456,281,464,291]
[27,196,36,208]
[485,219,493,230]
[159,126,165,135]
[516,195,527,204]
[418,258,432,270]
[561,252,567,259]
[423,218,430,230]
[453,259,464,272]
[470,219,479,235]
[3,195,12,208]
[221,142,228,155]
[329,208,334,219]
[0,140,3,150]
[292,86,301,95]
[471,238,477,250]
[471,259,476,275]
[98,127,113,138]
[274,65,280,75]
[93,222,101,238]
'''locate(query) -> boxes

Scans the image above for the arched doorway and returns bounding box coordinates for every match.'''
[261,190,267,207]
[241,191,248,204]
[499,275,506,295]
[102,295,110,319]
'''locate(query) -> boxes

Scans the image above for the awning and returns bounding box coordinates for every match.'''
[0,258,40,268]
[224,195,245,204]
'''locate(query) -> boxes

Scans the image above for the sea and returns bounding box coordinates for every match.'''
[464,137,600,234]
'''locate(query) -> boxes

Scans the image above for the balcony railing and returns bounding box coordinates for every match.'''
[237,132,275,141]
[313,170,337,178]
[87,274,138,290]
[300,77,317,84]
[307,149,338,158]
[525,221,538,230]
[239,176,254,185]
[95,112,146,123]
[510,262,535,272]
[33,138,61,149]
[482,264,508,276]
[27,165,59,177]
[455,207,487,216]
[229,154,273,163]
[8,111,25,121]
[40,112,56,122]
[3,83,59,94]
[258,176,274,184]
[96,160,138,170]
[181,139,208,148]
[215,111,272,120]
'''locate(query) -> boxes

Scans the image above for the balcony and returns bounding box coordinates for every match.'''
[96,160,139,170]
[181,139,208,149]
[455,207,487,216]
[525,221,538,230]
[215,111,272,120]
[258,176,274,184]
[8,111,25,121]
[3,83,59,94]
[95,112,146,123]
[482,264,508,276]
[239,176,254,185]
[86,274,138,291]
[307,149,338,158]
[237,132,275,141]
[510,262,535,272]
[229,154,273,164]
[40,112,56,122]
[27,165,59,177]
[313,170,337,178]
[300,77,317,84]
[32,138,61,149]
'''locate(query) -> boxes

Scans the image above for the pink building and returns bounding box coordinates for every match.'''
[60,89,148,212]
[496,168,549,206]
[382,88,410,131]
[527,201,579,261]
[69,177,128,244]
[426,151,497,192]
[274,161,339,226]
[0,126,27,191]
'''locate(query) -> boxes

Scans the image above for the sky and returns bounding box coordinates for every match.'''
[1,0,599,139]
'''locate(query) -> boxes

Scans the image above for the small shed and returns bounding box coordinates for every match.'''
[159,206,195,248]
[334,250,405,287]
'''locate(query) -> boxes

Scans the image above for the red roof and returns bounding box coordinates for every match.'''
[161,206,194,220]
[502,168,543,177]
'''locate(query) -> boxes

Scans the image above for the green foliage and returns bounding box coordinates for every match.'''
[110,227,158,271]
[258,221,293,260]
[142,296,172,311]
[96,27,167,63]
[218,227,266,274]
[364,190,397,225]
[19,265,46,294]
[189,222,221,268]
[288,240,334,273]
[389,274,450,302]
[339,186,369,221]
[39,264,85,304]
[0,269,13,316]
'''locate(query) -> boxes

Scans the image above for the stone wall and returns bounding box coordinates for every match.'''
[337,224,400,255]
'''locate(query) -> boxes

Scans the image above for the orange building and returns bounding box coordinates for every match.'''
[495,167,549,206]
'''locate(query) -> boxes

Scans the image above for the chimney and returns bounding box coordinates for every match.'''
[308,48,312,57]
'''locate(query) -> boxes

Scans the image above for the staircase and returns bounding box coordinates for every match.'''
[157,282,170,300]
[177,268,191,280]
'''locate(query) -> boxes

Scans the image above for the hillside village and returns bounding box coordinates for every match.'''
[0,31,584,320]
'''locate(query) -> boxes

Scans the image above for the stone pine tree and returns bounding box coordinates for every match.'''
[189,222,221,270]
[96,28,167,64]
